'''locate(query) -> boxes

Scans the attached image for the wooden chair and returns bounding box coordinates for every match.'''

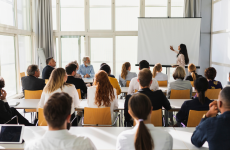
[205,89,221,99]
[170,89,190,99]
[157,81,167,87]
[187,110,208,127]
[38,108,48,126]
[190,81,194,87]
[20,72,25,78]
[45,79,49,84]
[126,81,130,87]
[77,89,81,99]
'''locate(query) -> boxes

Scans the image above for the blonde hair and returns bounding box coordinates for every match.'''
[121,62,131,80]
[188,63,197,81]
[152,63,162,78]
[44,68,70,93]
[173,66,186,80]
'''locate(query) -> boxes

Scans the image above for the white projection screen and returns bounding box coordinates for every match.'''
[138,18,201,66]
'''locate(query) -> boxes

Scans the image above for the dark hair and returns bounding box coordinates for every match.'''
[44,92,72,128]
[204,67,216,80]
[139,60,149,70]
[220,87,230,107]
[100,63,106,67]
[128,93,154,150]
[194,77,208,104]
[0,77,5,90]
[27,65,38,76]
[138,68,152,87]
[65,63,77,75]
[46,57,53,65]
[177,44,189,65]
[100,64,111,75]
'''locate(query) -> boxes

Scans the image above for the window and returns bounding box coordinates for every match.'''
[0,0,15,26]
[145,0,168,17]
[52,0,57,30]
[211,64,230,87]
[171,0,184,17]
[17,0,30,30]
[55,38,59,67]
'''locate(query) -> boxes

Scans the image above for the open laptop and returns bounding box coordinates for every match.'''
[0,125,24,144]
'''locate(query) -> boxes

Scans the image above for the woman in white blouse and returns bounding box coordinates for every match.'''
[39,68,80,125]
[152,63,168,81]
[116,93,173,150]
[87,70,118,122]
[119,62,137,87]
[170,44,189,68]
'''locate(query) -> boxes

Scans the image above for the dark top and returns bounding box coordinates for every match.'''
[191,111,230,150]
[185,73,202,81]
[176,97,213,126]
[66,76,87,98]
[124,88,171,126]
[208,80,223,89]
[21,76,46,93]
[42,65,55,79]
[108,74,115,78]
[0,100,13,124]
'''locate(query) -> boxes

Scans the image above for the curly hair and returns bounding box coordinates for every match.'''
[93,70,115,107]
[204,67,216,80]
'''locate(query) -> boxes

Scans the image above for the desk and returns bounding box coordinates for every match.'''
[82,78,93,83]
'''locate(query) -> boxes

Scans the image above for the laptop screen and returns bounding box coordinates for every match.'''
[0,126,22,142]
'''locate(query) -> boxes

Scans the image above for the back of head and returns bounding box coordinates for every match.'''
[121,62,131,79]
[0,77,5,90]
[27,65,38,76]
[46,57,53,65]
[204,67,216,80]
[100,64,111,75]
[152,63,162,78]
[139,60,149,70]
[188,63,197,81]
[194,77,208,104]
[220,87,230,108]
[44,92,72,129]
[93,70,115,107]
[128,93,154,150]
[65,63,77,75]
[100,63,106,67]
[173,66,186,80]
[179,44,189,65]
[138,68,152,87]
[70,60,78,68]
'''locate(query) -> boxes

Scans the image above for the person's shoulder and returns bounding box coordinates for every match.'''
[117,128,135,140]
[72,135,95,147]
[25,138,43,150]
[130,76,137,81]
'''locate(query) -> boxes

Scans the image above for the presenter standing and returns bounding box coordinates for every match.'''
[170,44,189,68]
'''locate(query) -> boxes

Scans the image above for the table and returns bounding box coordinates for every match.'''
[82,78,94,83]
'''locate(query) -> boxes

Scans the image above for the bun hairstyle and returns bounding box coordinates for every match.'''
[128,93,154,150]
[152,63,162,78]
[188,63,197,81]
[194,77,208,104]
[121,62,131,80]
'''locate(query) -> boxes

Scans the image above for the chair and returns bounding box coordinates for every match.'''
[45,79,49,84]
[38,108,47,126]
[190,81,194,87]
[205,89,221,99]
[170,89,190,99]
[82,107,120,126]
[126,81,130,87]
[20,72,25,78]
[157,81,167,87]
[77,89,81,99]
[187,110,208,127]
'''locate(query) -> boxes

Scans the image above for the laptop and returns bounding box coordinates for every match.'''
[0,125,24,144]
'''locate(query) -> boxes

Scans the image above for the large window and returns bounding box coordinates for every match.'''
[171,0,184,17]
[145,0,168,17]
[17,0,30,30]
[0,0,15,26]
[52,0,57,30]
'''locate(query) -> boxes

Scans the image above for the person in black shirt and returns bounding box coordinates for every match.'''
[42,57,56,79]
[185,63,202,81]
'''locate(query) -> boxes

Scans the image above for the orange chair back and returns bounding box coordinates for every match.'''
[24,90,43,112]
[190,81,194,87]
[38,108,48,126]
[77,89,81,99]
[134,109,162,126]
[205,89,221,99]
[126,81,130,87]
[187,110,208,127]
[157,81,167,87]
[170,89,190,99]
[20,72,25,78]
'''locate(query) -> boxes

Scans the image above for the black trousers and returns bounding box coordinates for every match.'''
[7,108,33,126]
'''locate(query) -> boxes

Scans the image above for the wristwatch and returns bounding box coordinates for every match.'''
[202,114,207,119]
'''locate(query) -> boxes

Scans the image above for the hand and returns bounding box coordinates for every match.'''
[170,46,174,51]
[0,89,7,100]
[206,101,218,118]
[209,101,217,108]
[86,74,90,78]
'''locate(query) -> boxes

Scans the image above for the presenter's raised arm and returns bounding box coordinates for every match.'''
[170,46,179,54]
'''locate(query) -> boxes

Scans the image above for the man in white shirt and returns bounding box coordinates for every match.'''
[128,60,159,94]
[26,92,96,150]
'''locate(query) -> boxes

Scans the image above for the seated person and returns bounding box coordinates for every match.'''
[101,63,115,78]
[117,93,173,150]
[70,60,82,79]
[128,60,159,94]
[152,63,168,81]
[65,63,87,98]
[125,69,171,127]
[39,68,80,126]
[21,65,45,93]
[191,87,230,150]
[167,66,192,99]
[77,56,95,78]
[42,57,56,79]
[26,92,96,150]
[119,62,137,87]
[185,63,202,81]
[100,64,121,96]
[204,67,223,89]
[176,77,213,126]
[87,70,118,122]
[0,77,33,126]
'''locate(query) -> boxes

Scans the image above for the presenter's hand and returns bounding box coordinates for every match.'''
[170,46,174,51]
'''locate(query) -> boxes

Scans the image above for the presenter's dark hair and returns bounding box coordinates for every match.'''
[139,60,149,70]
[177,44,189,65]
[194,77,208,104]
[65,63,77,75]
[128,93,154,150]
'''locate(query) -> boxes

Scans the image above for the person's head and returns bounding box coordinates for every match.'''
[83,56,90,66]
[65,63,77,76]
[204,67,217,81]
[93,70,115,107]
[152,63,162,78]
[217,87,230,113]
[139,60,149,70]
[137,68,152,88]
[46,57,56,67]
[100,63,106,67]
[70,60,79,71]
[188,63,197,81]
[27,65,40,78]
[44,68,68,93]
[44,92,72,130]
[128,93,154,150]
[173,66,186,80]
[121,62,131,80]
[194,77,208,105]
[100,64,111,75]
[0,77,5,90]
[177,44,189,65]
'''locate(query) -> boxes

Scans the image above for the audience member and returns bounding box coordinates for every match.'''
[204,67,223,89]
[100,63,115,78]
[152,63,168,81]
[125,69,171,126]
[185,63,202,81]
[77,56,95,78]
[87,70,118,122]
[21,65,45,93]
[117,93,173,150]
[42,57,56,79]
[167,66,192,99]
[191,87,230,149]
[26,92,96,150]
[176,77,213,126]
[119,62,137,87]
[128,60,159,94]
[65,63,87,98]
[70,60,82,78]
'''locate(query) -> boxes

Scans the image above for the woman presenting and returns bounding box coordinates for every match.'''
[170,44,189,68]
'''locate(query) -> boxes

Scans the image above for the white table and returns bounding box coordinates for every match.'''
[82,78,94,83]
[120,87,128,93]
